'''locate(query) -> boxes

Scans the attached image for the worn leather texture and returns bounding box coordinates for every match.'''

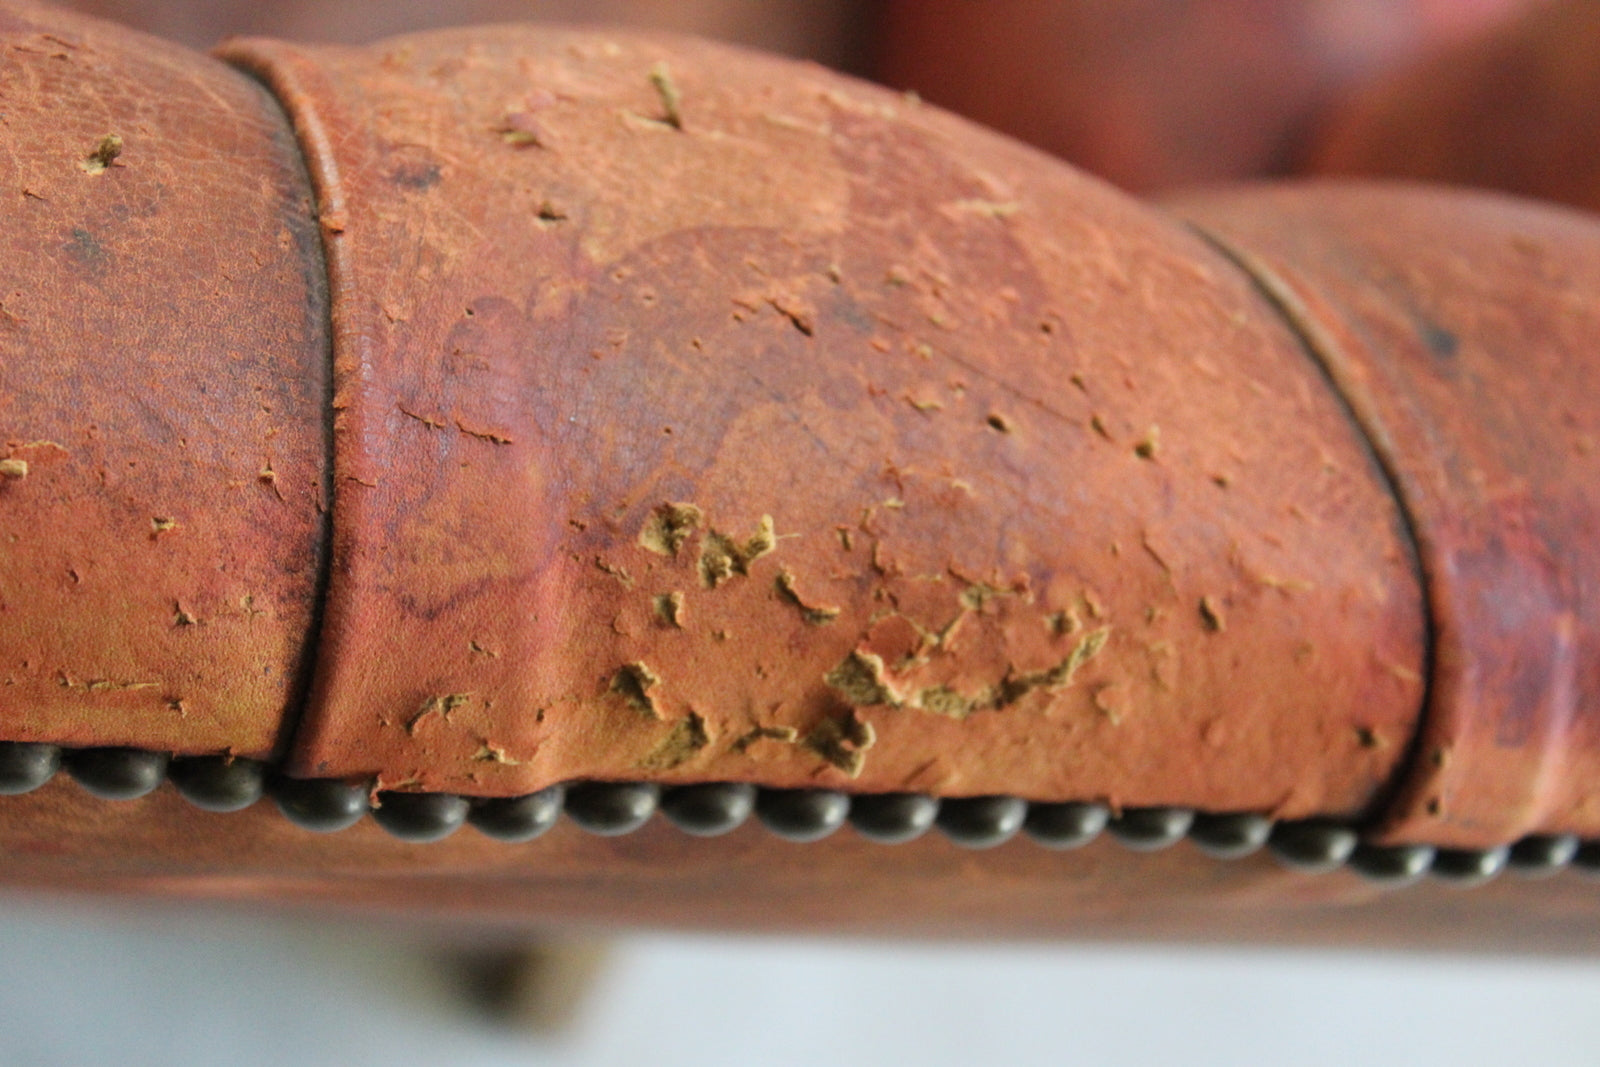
[0,1,328,758]
[4,1,1600,865]
[222,28,1424,818]
[1179,184,1600,847]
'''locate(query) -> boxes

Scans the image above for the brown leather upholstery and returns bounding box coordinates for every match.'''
[0,1,327,758]
[222,28,1422,819]
[1178,183,1600,847]
[5,1,1600,936]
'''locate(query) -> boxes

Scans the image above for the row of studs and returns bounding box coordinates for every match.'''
[3,743,1594,887]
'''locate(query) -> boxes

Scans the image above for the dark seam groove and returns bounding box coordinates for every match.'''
[222,53,341,769]
[1184,222,1438,837]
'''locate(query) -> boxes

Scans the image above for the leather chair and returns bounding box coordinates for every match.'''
[4,0,1600,949]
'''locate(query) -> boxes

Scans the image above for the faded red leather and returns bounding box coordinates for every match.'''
[222,28,1424,818]
[4,3,1600,854]
[0,2,327,758]
[1178,184,1600,847]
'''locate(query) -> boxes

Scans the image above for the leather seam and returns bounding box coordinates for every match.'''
[217,51,340,770]
[1183,221,1437,836]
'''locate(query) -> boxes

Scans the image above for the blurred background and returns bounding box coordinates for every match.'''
[53,0,1600,210]
[15,0,1600,1062]
[6,889,1600,1066]
[50,0,1572,197]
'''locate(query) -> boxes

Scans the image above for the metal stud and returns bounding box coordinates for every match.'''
[564,781,658,836]
[167,756,265,813]
[468,786,566,843]
[1507,834,1579,877]
[1348,842,1435,886]
[64,747,169,801]
[936,795,1027,849]
[849,792,939,844]
[11,737,1588,893]
[660,782,756,837]
[271,776,368,833]
[0,742,60,796]
[372,791,470,843]
[1431,845,1510,887]
[1267,820,1358,872]
[1188,812,1274,859]
[1024,801,1109,850]
[1573,840,1600,874]
[1108,806,1194,852]
[755,788,850,842]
